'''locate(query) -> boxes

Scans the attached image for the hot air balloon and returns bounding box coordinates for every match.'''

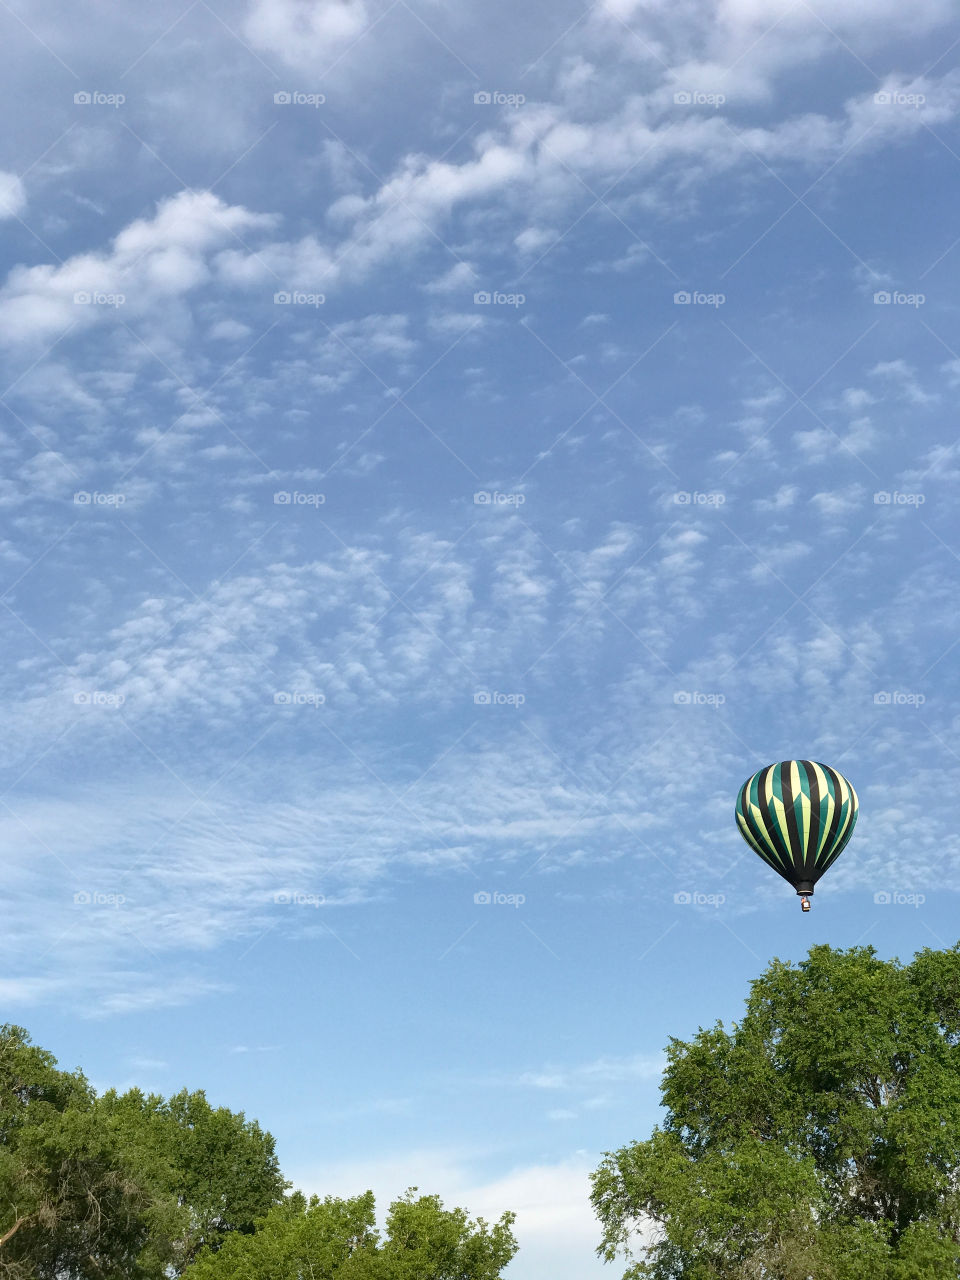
[735,760,858,910]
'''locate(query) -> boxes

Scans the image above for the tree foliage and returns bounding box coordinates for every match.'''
[183,1186,519,1280]
[0,1024,286,1278]
[0,1025,517,1280]
[591,943,960,1279]
[96,1083,288,1267]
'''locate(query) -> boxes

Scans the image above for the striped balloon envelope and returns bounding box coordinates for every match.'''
[735,760,858,903]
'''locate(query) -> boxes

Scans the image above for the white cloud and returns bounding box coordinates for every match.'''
[595,0,955,73]
[0,191,278,346]
[514,226,559,254]
[0,171,26,219]
[243,0,371,68]
[869,359,939,406]
[0,976,73,1004]
[427,311,483,338]
[292,1148,610,1280]
[754,483,798,510]
[812,485,865,518]
[209,318,253,341]
[92,975,230,1017]
[332,312,417,359]
[423,261,480,293]
[518,1053,665,1090]
[793,416,876,458]
[217,74,960,296]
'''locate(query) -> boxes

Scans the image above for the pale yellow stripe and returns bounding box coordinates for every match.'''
[793,761,810,853]
[761,769,790,868]
[834,776,858,845]
[810,762,834,859]
[740,810,787,870]
[768,795,787,850]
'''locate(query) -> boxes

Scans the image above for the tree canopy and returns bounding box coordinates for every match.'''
[184,1186,518,1280]
[0,1024,517,1280]
[590,942,960,1279]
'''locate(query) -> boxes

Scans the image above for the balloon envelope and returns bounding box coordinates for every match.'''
[735,760,858,895]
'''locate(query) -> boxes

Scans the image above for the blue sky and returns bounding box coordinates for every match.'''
[1,0,959,1275]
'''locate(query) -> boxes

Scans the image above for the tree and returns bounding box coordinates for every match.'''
[0,1025,287,1278]
[0,1027,516,1280]
[183,1186,519,1280]
[590,943,960,1279]
[97,1085,289,1268]
[0,1023,177,1280]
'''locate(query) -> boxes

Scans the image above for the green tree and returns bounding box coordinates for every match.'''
[0,1023,177,1280]
[184,1186,519,1280]
[590,943,960,1279]
[0,1025,287,1279]
[97,1084,288,1268]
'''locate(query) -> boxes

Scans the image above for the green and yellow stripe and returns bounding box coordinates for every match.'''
[735,760,858,894]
